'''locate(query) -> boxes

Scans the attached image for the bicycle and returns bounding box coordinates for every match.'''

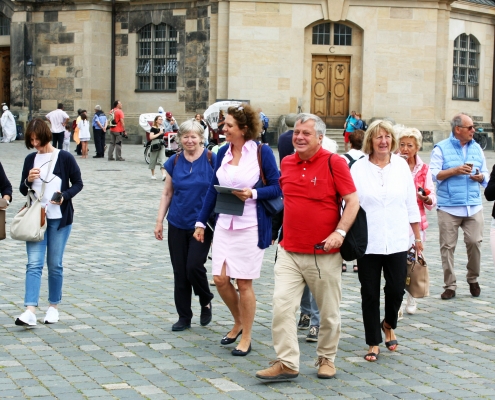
[474,127,487,150]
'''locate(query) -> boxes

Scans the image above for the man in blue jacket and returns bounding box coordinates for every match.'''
[430,113,489,300]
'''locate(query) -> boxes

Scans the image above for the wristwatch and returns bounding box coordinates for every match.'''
[335,229,346,238]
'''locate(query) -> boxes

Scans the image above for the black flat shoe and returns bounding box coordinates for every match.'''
[221,329,243,345]
[172,320,191,331]
[232,343,251,356]
[200,303,212,326]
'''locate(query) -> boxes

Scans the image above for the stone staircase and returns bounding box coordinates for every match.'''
[326,129,345,154]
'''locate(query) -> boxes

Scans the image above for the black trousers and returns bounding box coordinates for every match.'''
[52,132,64,149]
[357,252,407,346]
[93,128,105,156]
[167,223,214,323]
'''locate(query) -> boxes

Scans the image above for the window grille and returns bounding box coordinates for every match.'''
[0,14,9,36]
[453,34,479,100]
[137,23,177,91]
[312,23,330,45]
[333,23,352,46]
[312,22,352,46]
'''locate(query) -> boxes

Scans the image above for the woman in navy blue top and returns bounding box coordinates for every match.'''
[154,119,216,332]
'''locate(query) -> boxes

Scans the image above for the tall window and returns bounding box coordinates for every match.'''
[0,13,10,36]
[312,22,352,46]
[136,23,177,91]
[453,34,479,100]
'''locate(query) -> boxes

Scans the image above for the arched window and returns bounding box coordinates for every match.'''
[453,34,479,100]
[136,23,177,91]
[0,13,10,36]
[312,22,352,46]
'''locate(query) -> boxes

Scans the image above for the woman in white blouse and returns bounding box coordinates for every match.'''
[350,120,423,362]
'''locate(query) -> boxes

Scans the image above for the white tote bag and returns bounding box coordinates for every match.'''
[10,151,55,242]
[10,190,47,242]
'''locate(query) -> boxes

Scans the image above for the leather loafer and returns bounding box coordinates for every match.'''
[221,329,242,345]
[172,320,191,331]
[469,282,481,297]
[441,289,456,300]
[232,343,251,356]
[200,303,212,326]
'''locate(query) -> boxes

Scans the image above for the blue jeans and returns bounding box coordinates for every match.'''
[25,219,72,306]
[300,284,320,327]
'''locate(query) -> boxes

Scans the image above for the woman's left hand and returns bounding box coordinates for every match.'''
[49,192,64,205]
[415,240,424,254]
[232,188,252,202]
[416,192,429,203]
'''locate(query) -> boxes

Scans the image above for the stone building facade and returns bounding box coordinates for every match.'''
[3,0,495,141]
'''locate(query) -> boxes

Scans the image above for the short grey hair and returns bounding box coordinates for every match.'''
[294,113,326,137]
[94,105,101,111]
[177,120,205,146]
[451,112,471,131]
[398,127,423,148]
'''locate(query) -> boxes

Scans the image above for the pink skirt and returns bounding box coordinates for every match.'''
[211,225,264,279]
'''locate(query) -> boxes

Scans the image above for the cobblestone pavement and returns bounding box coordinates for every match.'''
[1,141,495,399]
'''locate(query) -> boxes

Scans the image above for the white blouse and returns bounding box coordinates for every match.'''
[351,153,420,255]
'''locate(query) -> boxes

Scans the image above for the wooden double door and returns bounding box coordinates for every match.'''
[311,55,350,128]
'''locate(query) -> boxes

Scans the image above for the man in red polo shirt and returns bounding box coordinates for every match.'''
[108,100,126,161]
[256,113,359,382]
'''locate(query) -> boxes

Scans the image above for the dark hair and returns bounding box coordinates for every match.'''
[57,103,63,109]
[77,108,83,115]
[349,129,364,150]
[81,113,88,121]
[24,118,52,149]
[113,100,120,108]
[227,103,261,141]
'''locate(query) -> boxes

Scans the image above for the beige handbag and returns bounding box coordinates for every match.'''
[10,151,55,242]
[405,245,430,298]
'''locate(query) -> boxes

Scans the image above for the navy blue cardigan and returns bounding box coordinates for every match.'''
[20,150,83,229]
[0,162,13,201]
[197,143,281,249]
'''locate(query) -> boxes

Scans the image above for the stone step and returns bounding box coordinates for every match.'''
[326,129,345,153]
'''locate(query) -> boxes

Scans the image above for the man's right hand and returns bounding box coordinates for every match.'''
[454,164,473,176]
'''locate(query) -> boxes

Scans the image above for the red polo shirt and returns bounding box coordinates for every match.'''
[280,148,356,254]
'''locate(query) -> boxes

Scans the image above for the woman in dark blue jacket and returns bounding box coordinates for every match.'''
[193,104,281,357]
[15,118,83,327]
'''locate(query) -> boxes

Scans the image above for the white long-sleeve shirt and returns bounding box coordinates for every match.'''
[351,154,420,255]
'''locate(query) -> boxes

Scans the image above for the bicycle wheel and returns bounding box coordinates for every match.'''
[144,145,151,164]
[480,135,488,150]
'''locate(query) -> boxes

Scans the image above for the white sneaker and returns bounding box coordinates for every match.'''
[150,176,157,180]
[405,294,417,314]
[15,310,37,326]
[44,307,59,324]
[398,306,404,321]
[161,175,166,181]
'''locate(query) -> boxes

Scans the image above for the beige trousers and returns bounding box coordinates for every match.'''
[437,209,483,290]
[272,246,342,371]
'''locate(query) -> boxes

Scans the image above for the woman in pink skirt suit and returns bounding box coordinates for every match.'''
[194,104,281,356]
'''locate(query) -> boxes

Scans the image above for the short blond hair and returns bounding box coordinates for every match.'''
[362,120,397,155]
[398,127,422,149]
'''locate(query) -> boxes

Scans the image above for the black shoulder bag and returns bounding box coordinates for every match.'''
[328,154,368,261]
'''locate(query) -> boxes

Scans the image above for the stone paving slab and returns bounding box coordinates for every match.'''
[1,141,495,399]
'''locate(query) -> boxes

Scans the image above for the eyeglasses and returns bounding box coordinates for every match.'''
[38,160,57,183]
[459,125,475,131]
